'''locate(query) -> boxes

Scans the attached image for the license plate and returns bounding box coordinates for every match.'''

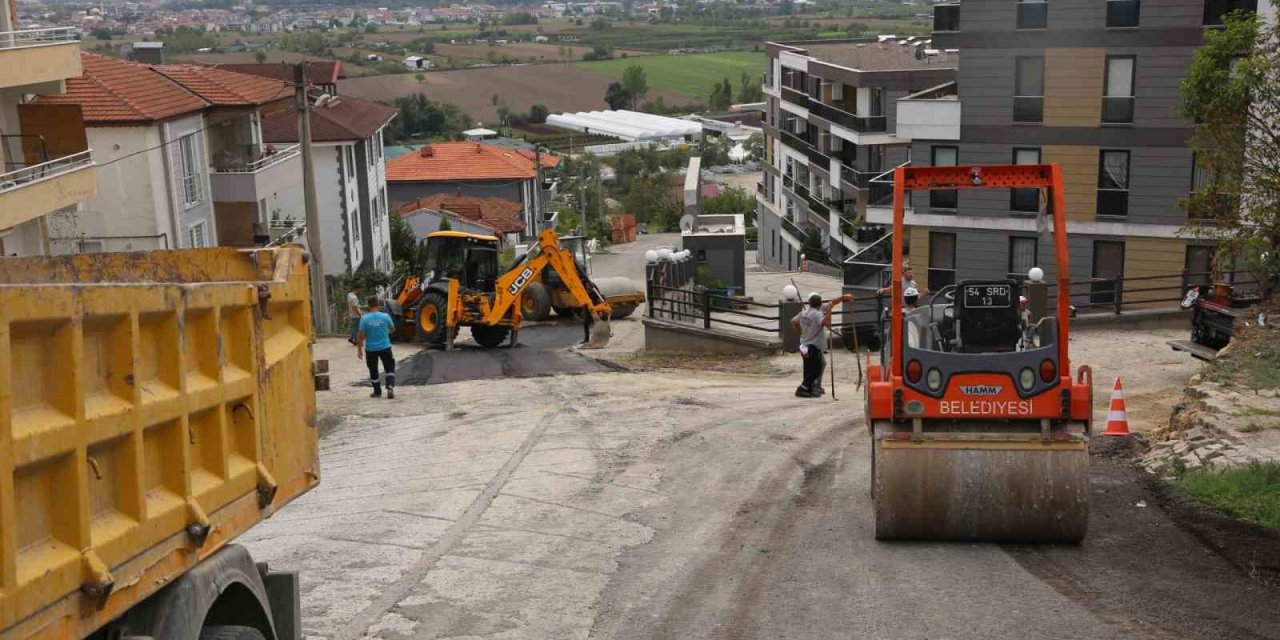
[963,284,1012,309]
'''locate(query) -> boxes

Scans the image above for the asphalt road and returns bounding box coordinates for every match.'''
[244,357,1280,640]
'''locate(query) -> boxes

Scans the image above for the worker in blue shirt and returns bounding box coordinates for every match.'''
[357,296,397,399]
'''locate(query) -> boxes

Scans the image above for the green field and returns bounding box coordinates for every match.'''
[576,51,767,100]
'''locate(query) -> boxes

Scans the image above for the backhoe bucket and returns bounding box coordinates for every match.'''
[583,317,613,349]
[872,427,1089,543]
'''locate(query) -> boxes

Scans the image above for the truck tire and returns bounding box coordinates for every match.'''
[471,325,510,348]
[610,303,638,319]
[416,292,448,345]
[521,283,552,321]
[200,626,268,640]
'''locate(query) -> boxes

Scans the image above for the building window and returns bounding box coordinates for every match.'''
[1097,150,1131,217]
[928,232,957,291]
[930,146,958,210]
[1011,148,1042,212]
[1107,0,1141,27]
[1091,240,1125,304]
[1014,57,1045,123]
[1102,56,1136,124]
[188,220,209,248]
[1191,153,1210,192]
[345,146,356,179]
[178,133,203,206]
[1186,245,1214,281]
[1017,0,1048,29]
[1009,236,1039,279]
[1203,0,1256,26]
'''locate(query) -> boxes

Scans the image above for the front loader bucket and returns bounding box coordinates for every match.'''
[872,434,1089,543]
[582,318,613,349]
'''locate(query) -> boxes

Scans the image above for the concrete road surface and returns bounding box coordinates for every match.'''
[244,343,1280,640]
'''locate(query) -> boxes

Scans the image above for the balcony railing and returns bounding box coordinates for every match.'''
[1016,1,1048,29]
[0,27,79,50]
[212,144,301,174]
[1102,96,1135,124]
[780,213,806,242]
[0,150,94,195]
[781,86,809,108]
[808,101,888,134]
[1013,96,1044,123]
[1106,0,1141,27]
[934,4,960,31]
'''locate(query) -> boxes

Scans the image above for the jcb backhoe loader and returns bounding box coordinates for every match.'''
[393,229,612,348]
[865,163,1094,542]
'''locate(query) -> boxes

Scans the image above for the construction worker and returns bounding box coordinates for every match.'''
[357,296,397,400]
[791,292,853,398]
[346,284,365,345]
[875,263,926,305]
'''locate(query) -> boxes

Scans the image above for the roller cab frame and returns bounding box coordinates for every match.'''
[864,164,1094,543]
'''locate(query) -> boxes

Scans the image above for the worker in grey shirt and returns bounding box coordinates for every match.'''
[791,292,853,398]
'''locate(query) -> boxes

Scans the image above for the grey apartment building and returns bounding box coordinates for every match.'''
[756,38,957,271]
[760,0,1265,304]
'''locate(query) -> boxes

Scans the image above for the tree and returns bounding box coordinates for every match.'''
[621,65,649,109]
[604,81,631,110]
[529,104,550,124]
[1180,12,1280,299]
[254,50,267,63]
[744,132,764,162]
[802,228,830,265]
[438,215,452,232]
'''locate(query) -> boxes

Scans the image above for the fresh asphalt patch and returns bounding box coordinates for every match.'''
[355,322,623,387]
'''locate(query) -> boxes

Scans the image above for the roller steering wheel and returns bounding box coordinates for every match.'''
[928,284,957,306]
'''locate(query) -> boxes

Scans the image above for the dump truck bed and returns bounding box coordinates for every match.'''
[0,248,319,639]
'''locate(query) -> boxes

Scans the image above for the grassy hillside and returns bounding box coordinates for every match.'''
[576,51,767,100]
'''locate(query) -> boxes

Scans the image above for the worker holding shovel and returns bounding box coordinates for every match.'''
[791,292,853,398]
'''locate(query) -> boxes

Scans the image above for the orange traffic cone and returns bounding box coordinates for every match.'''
[1102,377,1131,436]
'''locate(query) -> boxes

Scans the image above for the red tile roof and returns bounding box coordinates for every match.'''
[212,61,344,86]
[153,64,293,107]
[33,52,207,124]
[397,193,526,235]
[261,96,398,143]
[385,142,559,183]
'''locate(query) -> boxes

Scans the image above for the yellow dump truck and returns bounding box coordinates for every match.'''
[0,247,319,640]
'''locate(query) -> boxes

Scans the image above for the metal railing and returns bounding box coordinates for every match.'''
[0,150,93,195]
[808,101,888,133]
[212,144,301,174]
[1047,269,1259,315]
[1101,96,1135,124]
[781,86,809,108]
[1106,0,1141,27]
[0,27,79,50]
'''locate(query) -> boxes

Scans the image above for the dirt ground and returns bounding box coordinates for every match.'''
[339,65,694,122]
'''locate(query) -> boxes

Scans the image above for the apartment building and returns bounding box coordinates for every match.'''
[260,93,397,276]
[756,38,957,271]
[32,53,300,253]
[895,0,1260,304]
[0,19,98,256]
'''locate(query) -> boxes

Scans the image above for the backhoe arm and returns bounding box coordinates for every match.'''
[483,229,612,325]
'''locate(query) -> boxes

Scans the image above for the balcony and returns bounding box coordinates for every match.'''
[1013,96,1044,123]
[0,150,97,230]
[210,144,302,203]
[0,28,81,89]
[933,4,960,32]
[897,84,961,140]
[807,101,888,134]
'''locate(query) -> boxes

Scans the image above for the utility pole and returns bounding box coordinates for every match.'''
[533,145,543,232]
[295,62,331,334]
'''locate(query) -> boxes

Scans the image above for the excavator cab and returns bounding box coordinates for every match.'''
[425,232,500,292]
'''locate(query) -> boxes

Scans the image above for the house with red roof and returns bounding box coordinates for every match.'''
[385,142,559,240]
[32,52,297,253]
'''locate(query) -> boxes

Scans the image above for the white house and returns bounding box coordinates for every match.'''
[262,93,398,276]
[32,53,300,253]
[403,55,431,71]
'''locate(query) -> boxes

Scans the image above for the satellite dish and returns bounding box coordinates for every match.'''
[679,214,695,233]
